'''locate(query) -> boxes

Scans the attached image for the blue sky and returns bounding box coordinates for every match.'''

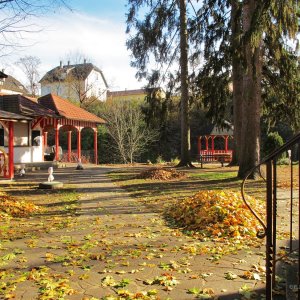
[69,0,127,18]
[0,0,144,91]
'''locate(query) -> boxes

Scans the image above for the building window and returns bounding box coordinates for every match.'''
[32,130,41,146]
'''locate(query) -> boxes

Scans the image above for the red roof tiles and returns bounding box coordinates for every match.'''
[38,94,106,124]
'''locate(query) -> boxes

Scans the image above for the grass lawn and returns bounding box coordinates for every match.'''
[108,164,268,213]
[109,163,298,209]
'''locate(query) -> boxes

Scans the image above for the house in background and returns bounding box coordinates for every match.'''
[107,88,166,102]
[107,89,147,102]
[39,61,108,102]
[0,71,28,95]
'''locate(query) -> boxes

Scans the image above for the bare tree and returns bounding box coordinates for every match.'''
[103,100,158,163]
[0,0,70,56]
[63,50,91,65]
[15,55,41,96]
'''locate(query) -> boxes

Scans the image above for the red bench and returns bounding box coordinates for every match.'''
[197,153,232,168]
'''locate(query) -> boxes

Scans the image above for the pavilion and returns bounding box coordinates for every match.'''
[0,93,106,179]
[197,124,233,162]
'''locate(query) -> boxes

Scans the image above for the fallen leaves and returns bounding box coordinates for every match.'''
[187,287,216,299]
[0,192,43,219]
[239,284,257,299]
[137,168,186,181]
[165,190,265,240]
[143,273,179,288]
[224,271,238,280]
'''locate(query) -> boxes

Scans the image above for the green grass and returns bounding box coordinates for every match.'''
[188,171,237,180]
[108,166,266,211]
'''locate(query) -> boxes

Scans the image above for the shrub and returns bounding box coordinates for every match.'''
[170,157,180,166]
[156,155,165,164]
[264,132,285,158]
[277,157,290,165]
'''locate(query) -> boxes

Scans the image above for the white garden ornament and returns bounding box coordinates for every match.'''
[48,167,54,182]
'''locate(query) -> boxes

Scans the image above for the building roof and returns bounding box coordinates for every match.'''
[0,109,32,122]
[0,94,57,118]
[38,93,106,124]
[210,121,234,136]
[39,62,108,88]
[107,89,146,97]
[0,71,8,79]
[0,75,28,94]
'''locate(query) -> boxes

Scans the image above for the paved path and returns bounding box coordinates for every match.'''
[0,165,266,300]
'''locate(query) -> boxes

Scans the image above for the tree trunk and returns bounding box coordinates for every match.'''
[230,0,243,166]
[238,0,262,179]
[177,0,193,167]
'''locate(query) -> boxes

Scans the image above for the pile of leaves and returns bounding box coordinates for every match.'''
[137,168,186,181]
[165,190,265,239]
[0,191,42,219]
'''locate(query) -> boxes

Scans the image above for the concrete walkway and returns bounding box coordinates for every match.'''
[0,165,266,300]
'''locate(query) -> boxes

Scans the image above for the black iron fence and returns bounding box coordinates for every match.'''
[242,133,300,299]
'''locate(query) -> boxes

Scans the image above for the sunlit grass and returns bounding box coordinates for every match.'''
[109,166,268,213]
[188,171,237,180]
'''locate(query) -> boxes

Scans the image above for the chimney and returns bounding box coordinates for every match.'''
[59,61,62,68]
[68,61,70,66]
[84,59,86,64]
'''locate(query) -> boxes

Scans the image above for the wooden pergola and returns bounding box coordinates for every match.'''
[197,125,233,162]
[0,94,106,179]
[38,94,106,164]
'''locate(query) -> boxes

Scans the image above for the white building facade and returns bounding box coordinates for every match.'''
[40,62,108,102]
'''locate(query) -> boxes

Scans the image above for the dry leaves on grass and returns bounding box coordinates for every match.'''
[0,192,43,219]
[137,168,186,181]
[165,190,265,239]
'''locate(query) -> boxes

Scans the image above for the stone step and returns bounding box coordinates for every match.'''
[286,262,299,300]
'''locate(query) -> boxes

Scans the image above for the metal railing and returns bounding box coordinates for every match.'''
[242,133,300,299]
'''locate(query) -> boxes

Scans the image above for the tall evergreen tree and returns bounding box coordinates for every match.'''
[238,0,299,178]
[191,0,299,177]
[230,0,243,165]
[126,0,197,167]
[237,0,262,178]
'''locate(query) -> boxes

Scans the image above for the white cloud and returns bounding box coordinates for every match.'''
[1,10,146,91]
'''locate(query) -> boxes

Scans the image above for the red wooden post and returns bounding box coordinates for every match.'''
[8,121,14,179]
[55,128,59,161]
[211,135,215,154]
[205,136,208,151]
[94,130,98,165]
[44,131,48,148]
[77,129,81,162]
[197,136,201,156]
[42,131,47,162]
[67,131,72,162]
[225,136,228,152]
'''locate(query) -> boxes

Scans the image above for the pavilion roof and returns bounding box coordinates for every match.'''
[0,109,32,122]
[0,94,57,118]
[38,93,106,124]
[210,124,233,136]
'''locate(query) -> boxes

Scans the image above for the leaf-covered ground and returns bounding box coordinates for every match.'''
[165,190,265,240]
[0,164,296,299]
[136,168,186,181]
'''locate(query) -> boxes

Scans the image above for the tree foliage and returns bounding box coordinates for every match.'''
[188,0,299,177]
[126,0,201,167]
